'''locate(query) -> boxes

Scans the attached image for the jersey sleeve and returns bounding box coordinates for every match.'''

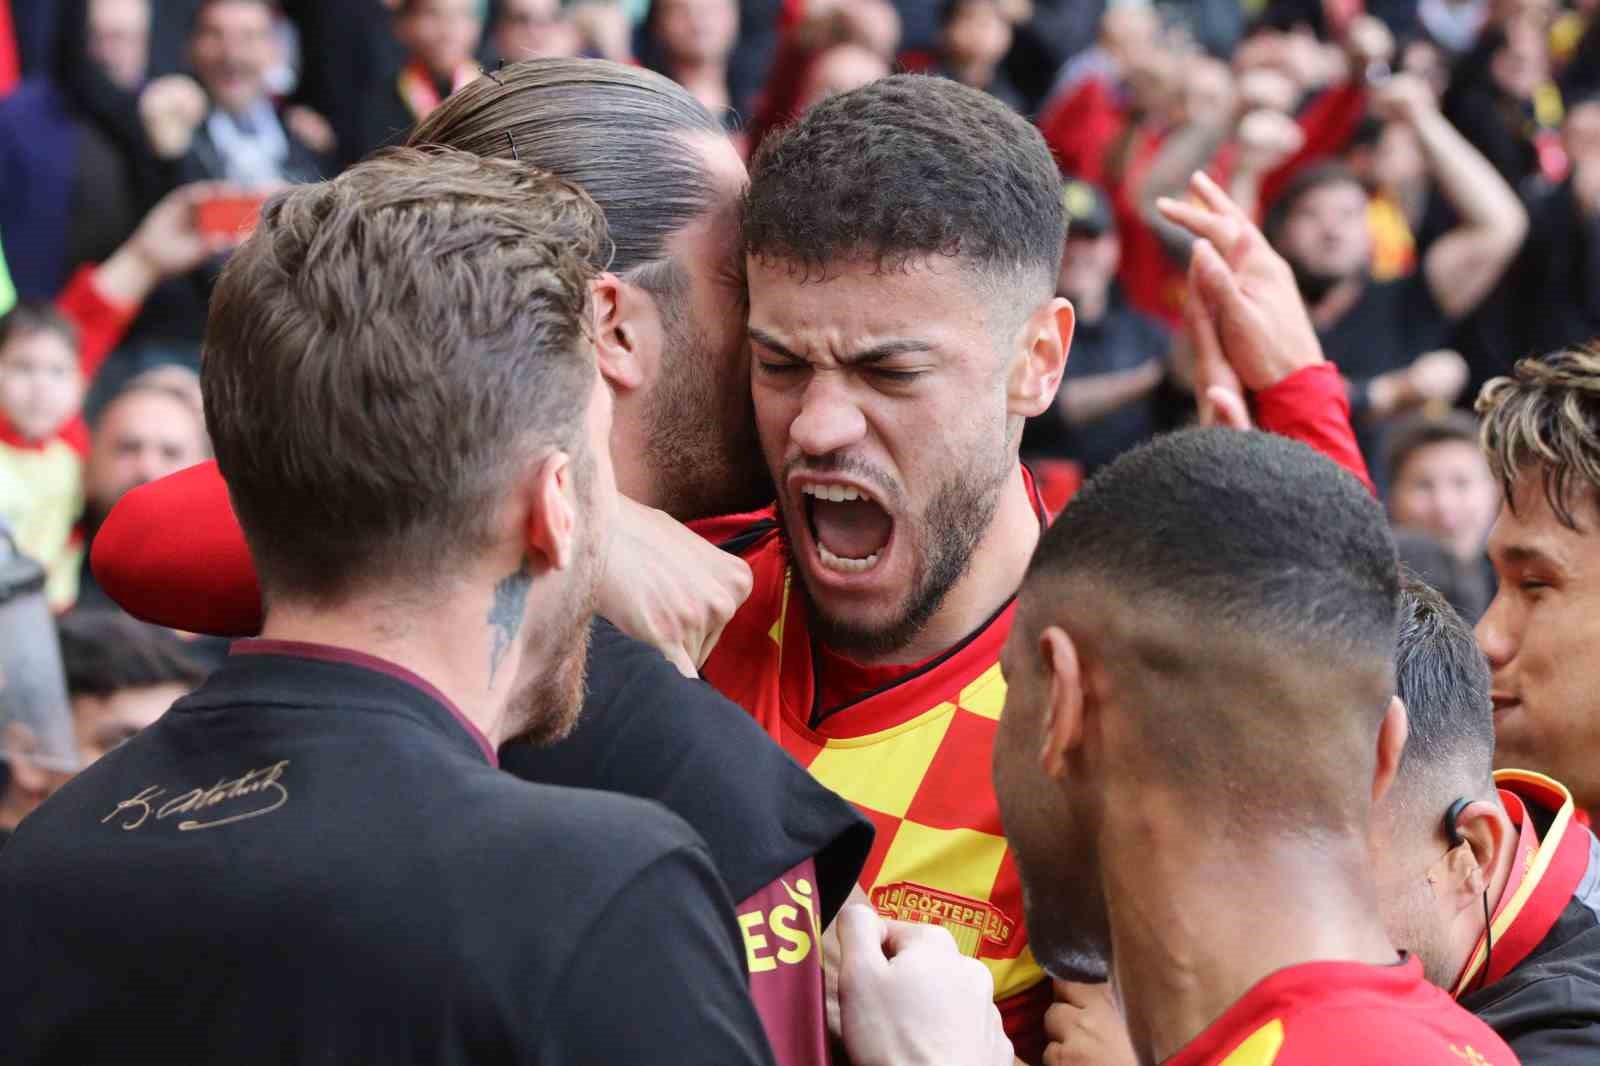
[1253,364,1376,496]
[55,264,139,383]
[89,459,264,636]
[539,845,777,1066]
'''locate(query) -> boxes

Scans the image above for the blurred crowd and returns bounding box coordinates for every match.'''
[0,0,1592,786]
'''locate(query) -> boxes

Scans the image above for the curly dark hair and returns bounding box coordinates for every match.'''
[743,75,1064,300]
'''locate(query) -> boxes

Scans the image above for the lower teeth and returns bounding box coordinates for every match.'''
[818,543,880,573]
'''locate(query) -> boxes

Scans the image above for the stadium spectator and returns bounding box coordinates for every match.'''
[1265,74,1525,471]
[491,0,582,63]
[0,183,232,611]
[644,0,741,130]
[793,42,888,112]
[934,0,1029,112]
[57,607,208,765]
[1476,345,1600,815]
[357,0,483,157]
[1042,578,1600,1065]
[0,0,153,301]
[1385,412,1500,619]
[0,146,776,1066]
[75,367,209,608]
[152,0,331,187]
[1496,95,1600,363]
[1022,179,1170,477]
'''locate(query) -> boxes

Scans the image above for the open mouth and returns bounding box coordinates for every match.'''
[1491,695,1520,716]
[800,481,893,576]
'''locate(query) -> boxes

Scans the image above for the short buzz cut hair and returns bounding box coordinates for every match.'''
[202,147,607,605]
[1392,575,1495,804]
[1021,428,1401,828]
[742,74,1064,311]
[1477,343,1600,529]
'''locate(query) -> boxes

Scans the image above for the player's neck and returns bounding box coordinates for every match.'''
[1105,796,1399,1065]
[258,572,554,750]
[855,462,1040,666]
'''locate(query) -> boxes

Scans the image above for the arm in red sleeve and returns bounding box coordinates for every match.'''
[1260,81,1369,210]
[54,264,140,383]
[1254,363,1376,495]
[90,459,265,636]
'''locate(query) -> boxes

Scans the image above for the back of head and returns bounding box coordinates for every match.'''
[743,74,1064,308]
[1391,576,1494,813]
[1023,428,1401,830]
[1478,343,1600,529]
[202,147,607,606]
[407,58,723,277]
[57,609,209,699]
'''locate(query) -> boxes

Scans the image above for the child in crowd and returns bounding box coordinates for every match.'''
[0,299,128,610]
[0,183,239,610]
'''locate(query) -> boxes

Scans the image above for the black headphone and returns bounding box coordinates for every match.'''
[1442,796,1494,989]
[1444,796,1473,848]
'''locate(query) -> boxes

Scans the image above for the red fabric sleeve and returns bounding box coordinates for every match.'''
[0,0,18,97]
[90,459,265,636]
[687,507,777,547]
[55,264,140,383]
[1254,363,1376,495]
[1260,81,1369,211]
[1037,78,1126,185]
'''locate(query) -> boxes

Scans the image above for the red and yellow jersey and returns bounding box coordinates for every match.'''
[699,497,1051,1061]
[1167,956,1518,1066]
[1455,769,1594,997]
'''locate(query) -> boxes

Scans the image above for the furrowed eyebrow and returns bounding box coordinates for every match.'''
[748,328,932,366]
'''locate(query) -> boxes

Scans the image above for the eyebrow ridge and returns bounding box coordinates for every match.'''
[748,328,933,366]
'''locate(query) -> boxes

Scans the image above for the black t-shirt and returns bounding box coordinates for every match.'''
[1317,273,1449,393]
[501,619,872,921]
[0,642,774,1066]
[1022,303,1170,474]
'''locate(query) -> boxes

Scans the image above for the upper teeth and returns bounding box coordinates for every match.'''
[802,484,865,503]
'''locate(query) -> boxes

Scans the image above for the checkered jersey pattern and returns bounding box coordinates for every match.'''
[701,521,1044,1012]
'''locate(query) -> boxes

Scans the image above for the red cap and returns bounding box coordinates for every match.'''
[90,460,263,637]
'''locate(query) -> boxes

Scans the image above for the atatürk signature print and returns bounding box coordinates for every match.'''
[102,760,291,832]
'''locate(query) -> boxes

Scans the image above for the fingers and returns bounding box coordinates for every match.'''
[1189,171,1250,228]
[835,903,891,982]
[1189,239,1249,324]
[663,646,699,679]
[1206,386,1253,430]
[881,918,961,960]
[1156,192,1245,258]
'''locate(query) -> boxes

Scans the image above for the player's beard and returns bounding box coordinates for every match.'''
[503,471,603,748]
[1015,830,1112,984]
[643,297,772,522]
[784,442,1010,662]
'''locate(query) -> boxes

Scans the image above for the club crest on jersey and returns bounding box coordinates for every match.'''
[872,881,1017,958]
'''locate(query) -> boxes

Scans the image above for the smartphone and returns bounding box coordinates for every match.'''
[194,195,267,238]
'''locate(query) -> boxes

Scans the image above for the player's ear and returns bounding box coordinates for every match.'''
[522,450,576,573]
[1038,624,1086,780]
[1008,296,1074,419]
[1373,695,1408,808]
[591,272,667,397]
[1452,800,1514,899]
